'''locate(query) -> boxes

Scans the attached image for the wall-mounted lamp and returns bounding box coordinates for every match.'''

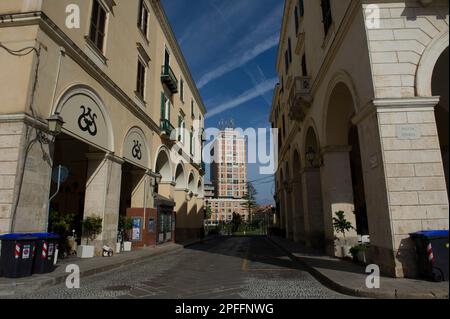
[47,113,65,135]
[39,113,65,144]
[306,146,316,167]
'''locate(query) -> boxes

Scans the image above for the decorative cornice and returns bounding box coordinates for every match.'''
[150,0,206,115]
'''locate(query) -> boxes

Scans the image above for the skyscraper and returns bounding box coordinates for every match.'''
[206,128,250,225]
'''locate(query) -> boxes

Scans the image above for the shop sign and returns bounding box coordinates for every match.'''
[59,92,109,150]
[123,128,149,167]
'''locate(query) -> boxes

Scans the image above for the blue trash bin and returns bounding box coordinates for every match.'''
[410,230,449,282]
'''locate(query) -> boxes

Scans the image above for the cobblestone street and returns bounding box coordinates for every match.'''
[13,237,353,299]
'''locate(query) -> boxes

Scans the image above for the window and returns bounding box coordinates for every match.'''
[299,0,305,17]
[284,50,289,74]
[190,127,194,156]
[136,58,146,99]
[321,0,332,36]
[288,38,292,63]
[161,92,170,120]
[138,0,149,37]
[294,6,299,34]
[180,78,184,102]
[302,54,308,76]
[191,99,195,118]
[89,0,107,52]
[178,114,185,143]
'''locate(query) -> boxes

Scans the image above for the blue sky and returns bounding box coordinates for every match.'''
[162,0,284,205]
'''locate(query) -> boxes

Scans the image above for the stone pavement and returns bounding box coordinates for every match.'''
[6,236,353,299]
[268,236,449,299]
[0,242,185,297]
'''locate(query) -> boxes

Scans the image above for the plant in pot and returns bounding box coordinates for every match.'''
[118,215,133,252]
[332,211,355,258]
[77,216,103,258]
[350,244,369,264]
[49,211,76,259]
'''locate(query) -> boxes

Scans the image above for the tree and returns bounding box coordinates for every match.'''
[231,212,242,233]
[82,216,103,245]
[241,182,258,223]
[332,211,355,239]
[204,206,213,221]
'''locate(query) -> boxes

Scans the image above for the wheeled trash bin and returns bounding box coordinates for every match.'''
[410,230,449,282]
[0,234,37,278]
[31,233,60,274]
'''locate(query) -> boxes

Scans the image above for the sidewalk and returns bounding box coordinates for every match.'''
[268,236,449,299]
[0,242,185,297]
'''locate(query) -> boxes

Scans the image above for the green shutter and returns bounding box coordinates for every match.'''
[190,131,193,155]
[160,92,165,120]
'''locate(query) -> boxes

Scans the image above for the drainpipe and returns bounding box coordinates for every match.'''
[50,47,65,115]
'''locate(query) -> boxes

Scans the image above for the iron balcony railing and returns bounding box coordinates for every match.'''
[160,118,175,137]
[161,65,179,94]
[288,76,312,122]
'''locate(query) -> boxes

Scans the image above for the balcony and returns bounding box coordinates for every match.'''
[288,76,312,122]
[160,119,175,140]
[161,65,178,94]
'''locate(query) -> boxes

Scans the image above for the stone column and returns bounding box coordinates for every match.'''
[371,98,449,277]
[291,177,305,244]
[302,168,325,249]
[174,188,188,241]
[284,182,294,240]
[321,146,358,257]
[1,118,53,234]
[84,152,123,254]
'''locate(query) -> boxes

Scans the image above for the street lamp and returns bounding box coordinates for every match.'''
[306,146,317,168]
[47,112,65,135]
[152,173,162,197]
[39,112,65,144]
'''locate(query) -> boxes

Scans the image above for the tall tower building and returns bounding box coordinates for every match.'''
[211,129,248,199]
[205,128,250,225]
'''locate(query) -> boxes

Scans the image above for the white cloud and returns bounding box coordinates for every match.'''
[197,35,279,89]
[206,77,278,118]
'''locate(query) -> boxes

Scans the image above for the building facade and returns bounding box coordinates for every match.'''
[0,0,206,252]
[205,129,250,225]
[271,0,448,278]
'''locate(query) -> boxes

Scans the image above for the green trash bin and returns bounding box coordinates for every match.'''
[0,234,37,278]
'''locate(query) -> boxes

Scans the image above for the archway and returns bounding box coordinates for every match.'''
[174,163,187,189]
[292,149,306,244]
[323,81,362,256]
[432,47,449,196]
[155,148,172,183]
[303,127,325,249]
[49,86,117,250]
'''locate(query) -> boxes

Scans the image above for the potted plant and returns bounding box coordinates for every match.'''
[350,244,369,264]
[118,215,133,252]
[332,211,355,258]
[77,216,103,258]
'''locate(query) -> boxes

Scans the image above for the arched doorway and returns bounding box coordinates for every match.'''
[155,148,172,184]
[292,149,306,244]
[323,81,363,256]
[49,86,117,250]
[432,47,449,196]
[303,127,325,249]
[154,148,175,244]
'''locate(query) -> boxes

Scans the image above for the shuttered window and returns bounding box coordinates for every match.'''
[138,0,149,37]
[89,0,107,52]
[136,59,146,99]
